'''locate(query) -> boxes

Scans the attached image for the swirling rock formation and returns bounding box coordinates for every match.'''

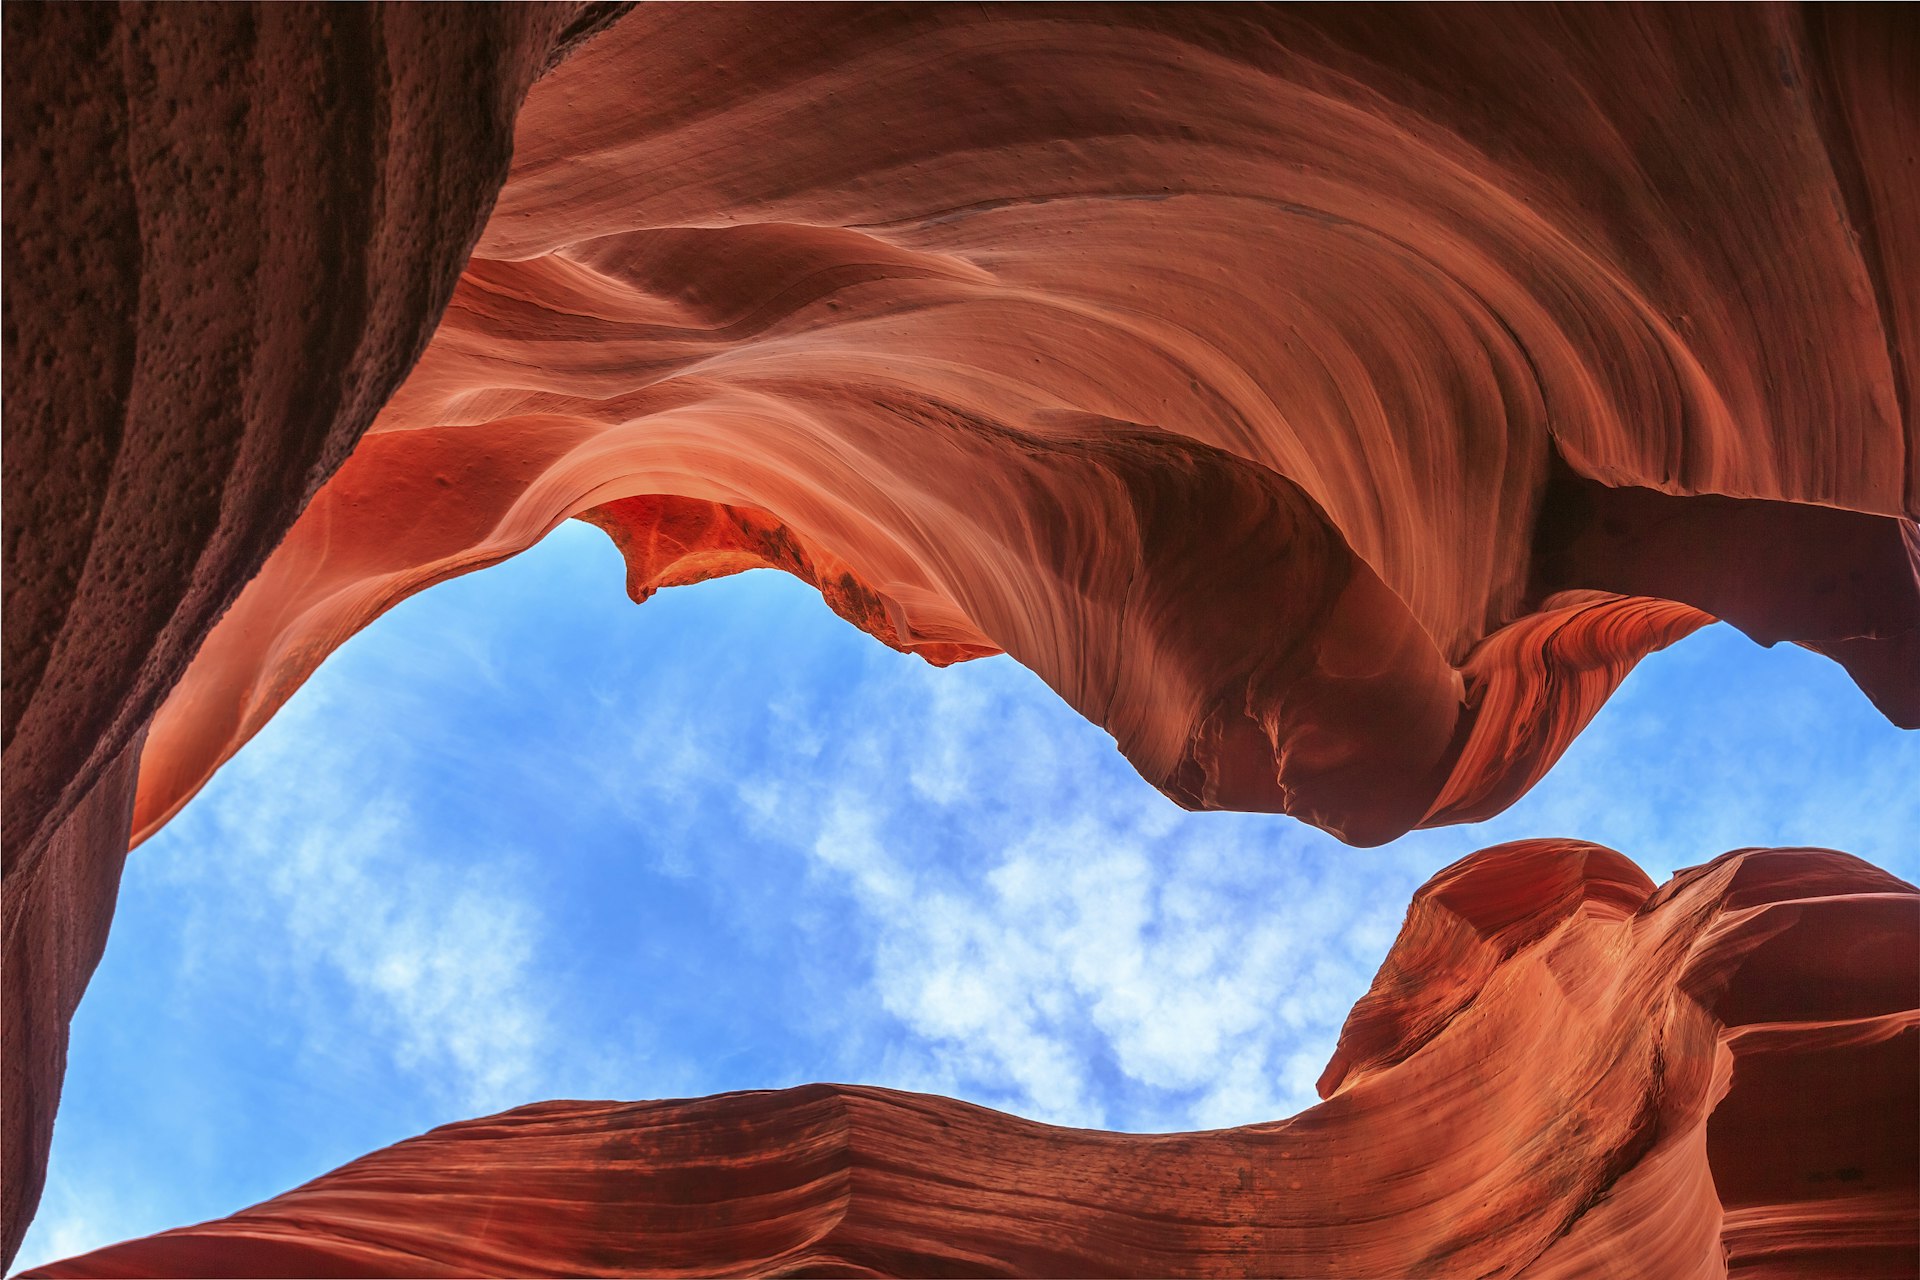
[126,3,1920,860]
[26,843,1919,1279]
[4,2,1918,1269]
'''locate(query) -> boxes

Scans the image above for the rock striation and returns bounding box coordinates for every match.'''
[126,4,1920,858]
[26,843,1919,1279]
[4,3,1918,1270]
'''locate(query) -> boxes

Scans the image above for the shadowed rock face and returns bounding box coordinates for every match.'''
[3,2,1917,1272]
[0,1,627,1259]
[25,844,1919,1280]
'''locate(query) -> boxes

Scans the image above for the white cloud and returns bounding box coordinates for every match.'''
[149,681,552,1115]
[38,544,1914,1273]
[642,612,1917,1138]
[703,650,1397,1133]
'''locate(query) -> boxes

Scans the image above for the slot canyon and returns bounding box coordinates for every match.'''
[3,3,1916,1277]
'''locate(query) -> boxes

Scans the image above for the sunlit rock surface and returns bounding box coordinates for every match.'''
[5,3,1918,1270]
[129,4,1920,858]
[27,843,1918,1280]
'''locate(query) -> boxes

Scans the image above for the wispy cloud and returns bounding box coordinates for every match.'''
[151,680,553,1115]
[21,526,1915,1272]
[709,651,1420,1132]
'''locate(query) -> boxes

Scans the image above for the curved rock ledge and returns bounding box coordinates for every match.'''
[125,4,1920,857]
[27,843,1918,1279]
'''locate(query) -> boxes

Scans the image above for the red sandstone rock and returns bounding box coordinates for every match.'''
[0,2,624,1260]
[126,3,1920,859]
[26,843,1917,1280]
[6,2,1918,1269]
[1,0,624,871]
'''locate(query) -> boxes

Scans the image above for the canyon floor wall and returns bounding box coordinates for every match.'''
[24,843,1918,1279]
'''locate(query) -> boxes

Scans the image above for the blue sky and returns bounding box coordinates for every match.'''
[14,519,1918,1271]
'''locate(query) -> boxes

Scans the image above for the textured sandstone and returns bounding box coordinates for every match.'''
[26,844,1918,1279]
[0,2,625,1259]
[1,0,624,872]
[127,3,1919,859]
[4,2,1918,1270]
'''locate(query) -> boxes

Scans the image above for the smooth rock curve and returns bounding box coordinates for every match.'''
[127,2,1920,857]
[27,843,1918,1279]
